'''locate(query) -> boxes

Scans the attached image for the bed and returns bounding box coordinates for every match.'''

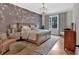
[27,29,51,45]
[21,25,51,45]
[8,23,51,45]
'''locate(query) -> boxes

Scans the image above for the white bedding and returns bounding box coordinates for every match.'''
[29,29,50,40]
[21,25,51,45]
[37,29,50,35]
[29,29,51,45]
[22,29,50,40]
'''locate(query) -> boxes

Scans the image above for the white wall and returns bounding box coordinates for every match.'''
[59,12,66,33]
[66,10,73,28]
[73,3,79,55]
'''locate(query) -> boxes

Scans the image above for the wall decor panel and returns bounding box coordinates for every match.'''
[0,3,42,32]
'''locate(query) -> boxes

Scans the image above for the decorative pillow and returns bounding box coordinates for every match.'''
[12,24,17,29]
[12,24,17,33]
[22,25,31,31]
[9,42,26,54]
[30,25,36,30]
[21,26,31,40]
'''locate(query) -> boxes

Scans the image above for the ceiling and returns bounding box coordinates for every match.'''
[12,3,74,14]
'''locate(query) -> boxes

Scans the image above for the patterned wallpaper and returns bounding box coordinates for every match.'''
[0,3,42,32]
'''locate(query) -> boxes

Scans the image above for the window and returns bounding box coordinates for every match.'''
[49,15,59,30]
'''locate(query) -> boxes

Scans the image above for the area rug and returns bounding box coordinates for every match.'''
[34,35,60,55]
[4,35,60,55]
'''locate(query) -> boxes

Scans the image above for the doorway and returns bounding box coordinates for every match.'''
[49,15,59,35]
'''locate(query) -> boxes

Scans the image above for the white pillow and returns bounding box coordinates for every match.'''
[12,24,17,33]
[12,24,17,29]
[30,25,36,30]
[22,26,31,31]
[21,26,31,39]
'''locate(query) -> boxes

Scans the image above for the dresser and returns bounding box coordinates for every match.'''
[64,29,76,53]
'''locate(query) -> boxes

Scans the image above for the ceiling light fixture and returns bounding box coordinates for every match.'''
[40,3,47,29]
[40,3,47,15]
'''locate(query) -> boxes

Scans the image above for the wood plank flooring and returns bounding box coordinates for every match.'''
[48,36,74,55]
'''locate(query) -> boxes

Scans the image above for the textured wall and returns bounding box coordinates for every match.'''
[0,3,42,32]
[66,10,73,28]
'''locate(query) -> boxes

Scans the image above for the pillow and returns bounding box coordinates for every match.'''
[12,24,17,28]
[12,24,17,33]
[22,25,31,31]
[9,42,26,54]
[30,25,36,30]
[21,25,31,40]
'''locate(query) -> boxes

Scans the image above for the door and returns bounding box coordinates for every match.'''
[49,15,59,35]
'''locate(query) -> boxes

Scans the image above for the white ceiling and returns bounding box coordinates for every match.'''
[12,3,74,14]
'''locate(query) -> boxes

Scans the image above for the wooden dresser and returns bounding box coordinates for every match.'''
[64,29,76,53]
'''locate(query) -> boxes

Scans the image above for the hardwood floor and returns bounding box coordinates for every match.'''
[48,36,74,55]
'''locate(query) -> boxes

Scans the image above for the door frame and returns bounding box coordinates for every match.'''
[49,15,59,35]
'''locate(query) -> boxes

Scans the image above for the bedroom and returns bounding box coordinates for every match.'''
[0,3,78,55]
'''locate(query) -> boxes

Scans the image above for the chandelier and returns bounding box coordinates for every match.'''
[40,3,47,15]
[40,3,47,29]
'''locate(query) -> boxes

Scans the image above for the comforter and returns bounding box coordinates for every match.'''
[22,29,51,45]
